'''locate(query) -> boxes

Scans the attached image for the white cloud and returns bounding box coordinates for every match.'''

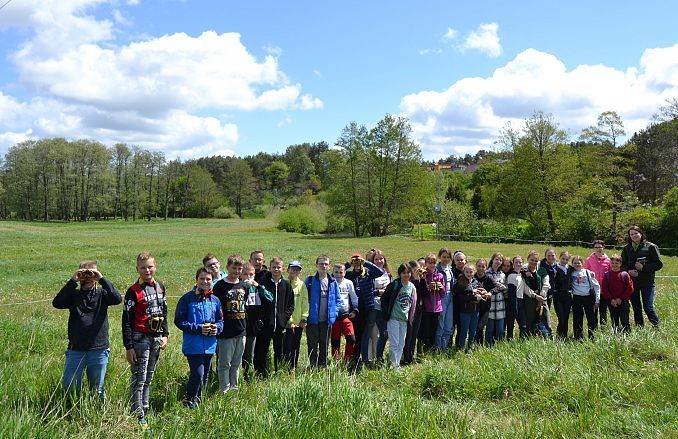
[419,48,443,55]
[0,1,322,157]
[313,69,322,78]
[442,27,458,42]
[277,115,293,128]
[127,0,140,5]
[112,9,132,26]
[400,45,678,159]
[461,22,502,58]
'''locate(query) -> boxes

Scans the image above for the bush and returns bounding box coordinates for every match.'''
[437,200,476,238]
[212,205,236,219]
[277,205,327,234]
[618,206,666,243]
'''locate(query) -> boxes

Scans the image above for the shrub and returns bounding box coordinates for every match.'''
[212,205,236,219]
[277,205,327,234]
[437,200,476,238]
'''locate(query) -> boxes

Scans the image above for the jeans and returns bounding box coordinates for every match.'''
[375,313,388,361]
[356,309,378,363]
[403,308,423,365]
[283,327,303,369]
[420,312,439,352]
[386,319,408,368]
[186,354,212,401]
[130,332,162,419]
[505,291,518,340]
[435,292,454,349]
[630,285,660,327]
[306,322,330,367]
[553,292,573,339]
[572,294,597,340]
[62,348,110,400]
[217,336,245,391]
[484,318,505,346]
[457,312,479,351]
[609,300,631,333]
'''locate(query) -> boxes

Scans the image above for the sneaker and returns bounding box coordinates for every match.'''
[138,418,152,434]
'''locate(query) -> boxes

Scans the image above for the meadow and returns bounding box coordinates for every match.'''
[0,218,676,438]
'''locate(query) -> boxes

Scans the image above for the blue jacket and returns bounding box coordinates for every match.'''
[174,287,224,355]
[304,273,342,325]
[344,260,384,311]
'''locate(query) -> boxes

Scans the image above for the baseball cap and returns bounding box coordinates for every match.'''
[350,252,363,259]
[288,260,303,269]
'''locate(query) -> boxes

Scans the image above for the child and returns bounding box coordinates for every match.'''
[585,240,611,325]
[403,260,427,365]
[520,250,551,337]
[473,258,492,344]
[305,255,342,368]
[540,248,558,309]
[601,255,634,334]
[122,252,169,428]
[284,260,309,370]
[330,263,359,361]
[53,261,122,400]
[435,248,454,350]
[174,268,224,407]
[421,253,445,352]
[380,264,417,368]
[203,253,226,286]
[368,249,391,363]
[484,253,507,346]
[553,251,573,338]
[451,251,467,348]
[501,257,517,340]
[569,255,601,340]
[258,257,295,376]
[243,250,268,379]
[455,265,485,352]
[238,262,274,379]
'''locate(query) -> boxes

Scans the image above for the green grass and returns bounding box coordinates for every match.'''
[1,218,676,438]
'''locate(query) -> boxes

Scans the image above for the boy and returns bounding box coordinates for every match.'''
[601,255,634,333]
[53,261,122,400]
[330,263,359,361]
[284,260,309,370]
[122,252,169,428]
[257,257,295,376]
[435,248,454,350]
[250,250,268,284]
[243,249,268,378]
[203,253,226,286]
[305,255,342,368]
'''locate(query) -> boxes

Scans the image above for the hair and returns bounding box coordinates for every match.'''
[202,253,218,265]
[544,248,556,257]
[242,262,255,273]
[609,254,622,262]
[79,260,98,269]
[592,240,605,248]
[408,260,419,269]
[512,255,523,265]
[316,255,330,264]
[457,265,476,287]
[559,251,571,259]
[424,252,437,264]
[526,250,539,262]
[488,252,504,268]
[368,248,390,274]
[333,263,345,271]
[438,247,451,258]
[270,256,284,267]
[475,258,487,267]
[249,250,264,261]
[195,266,212,280]
[453,251,466,261]
[570,255,584,266]
[226,254,244,267]
[397,263,412,276]
[136,251,155,265]
[626,225,645,244]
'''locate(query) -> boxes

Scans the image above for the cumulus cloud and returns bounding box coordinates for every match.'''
[400,45,678,159]
[442,27,458,42]
[0,0,321,158]
[461,22,502,57]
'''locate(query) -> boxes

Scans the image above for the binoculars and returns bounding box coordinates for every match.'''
[149,316,164,332]
[80,269,96,281]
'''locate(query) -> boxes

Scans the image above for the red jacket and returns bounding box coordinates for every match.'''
[601,270,634,301]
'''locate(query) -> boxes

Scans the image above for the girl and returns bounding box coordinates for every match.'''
[520,250,551,337]
[381,264,417,368]
[368,249,391,363]
[552,251,573,339]
[484,252,507,346]
[601,255,634,334]
[435,248,455,350]
[421,253,445,352]
[403,260,427,365]
[473,258,492,345]
[174,268,224,408]
[539,249,558,309]
[501,257,518,340]
[585,240,611,326]
[569,255,600,340]
[451,251,467,348]
[621,226,663,327]
[454,265,485,352]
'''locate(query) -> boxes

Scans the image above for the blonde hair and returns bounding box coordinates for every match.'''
[136,251,155,265]
[570,255,584,266]
[79,260,98,269]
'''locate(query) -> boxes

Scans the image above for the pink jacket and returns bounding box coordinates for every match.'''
[584,253,611,285]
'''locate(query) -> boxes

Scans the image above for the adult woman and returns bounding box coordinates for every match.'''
[621,226,663,327]
[584,240,611,325]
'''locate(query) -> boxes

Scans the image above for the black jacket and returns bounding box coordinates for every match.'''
[621,240,663,288]
[454,281,481,314]
[261,274,295,332]
[53,278,122,350]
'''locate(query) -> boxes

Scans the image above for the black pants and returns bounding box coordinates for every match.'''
[595,297,609,325]
[420,312,439,352]
[403,308,423,365]
[553,291,572,339]
[572,294,597,340]
[306,322,330,367]
[283,327,303,370]
[474,309,490,345]
[352,308,378,363]
[253,326,284,377]
[505,291,517,340]
[609,300,631,333]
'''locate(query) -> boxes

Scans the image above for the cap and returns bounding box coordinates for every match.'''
[350,252,363,259]
[288,260,302,269]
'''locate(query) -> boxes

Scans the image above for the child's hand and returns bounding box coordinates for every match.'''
[201,325,211,336]
[126,348,137,364]
[593,302,599,311]
[628,269,638,277]
[634,262,644,270]
[160,336,168,349]
[209,327,218,336]
[91,269,103,281]
[348,311,356,319]
[72,270,81,281]
[299,321,307,329]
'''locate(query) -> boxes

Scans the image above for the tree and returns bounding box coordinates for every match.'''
[631,118,678,203]
[580,111,625,147]
[186,165,220,218]
[265,160,289,193]
[222,158,257,218]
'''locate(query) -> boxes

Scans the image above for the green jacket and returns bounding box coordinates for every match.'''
[287,277,309,327]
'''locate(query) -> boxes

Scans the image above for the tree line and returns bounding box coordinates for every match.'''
[0,103,676,247]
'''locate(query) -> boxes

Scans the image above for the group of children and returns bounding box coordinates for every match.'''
[53,225,663,429]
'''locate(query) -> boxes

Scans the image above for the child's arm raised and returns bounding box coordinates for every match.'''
[100,277,122,306]
[52,275,79,309]
[364,260,385,279]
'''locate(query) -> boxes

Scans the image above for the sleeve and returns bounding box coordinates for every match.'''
[642,244,663,273]
[214,297,224,335]
[620,246,630,271]
[300,283,309,321]
[160,283,169,337]
[285,284,295,325]
[380,282,395,314]
[539,272,550,298]
[174,295,201,335]
[589,270,601,303]
[364,260,385,279]
[622,273,634,301]
[438,273,447,294]
[584,255,593,271]
[121,287,135,349]
[100,277,122,306]
[348,282,359,314]
[458,285,476,304]
[256,285,274,303]
[600,274,611,302]
[53,278,78,309]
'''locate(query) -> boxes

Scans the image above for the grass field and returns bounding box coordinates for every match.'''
[1,218,676,438]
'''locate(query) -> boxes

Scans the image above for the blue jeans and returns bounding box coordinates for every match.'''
[630,285,660,326]
[435,292,454,349]
[360,309,378,362]
[375,313,388,361]
[457,312,479,351]
[485,318,505,346]
[63,348,110,400]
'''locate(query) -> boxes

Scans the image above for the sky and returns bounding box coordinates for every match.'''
[0,0,676,160]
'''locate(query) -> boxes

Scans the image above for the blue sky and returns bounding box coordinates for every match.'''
[0,1,676,159]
